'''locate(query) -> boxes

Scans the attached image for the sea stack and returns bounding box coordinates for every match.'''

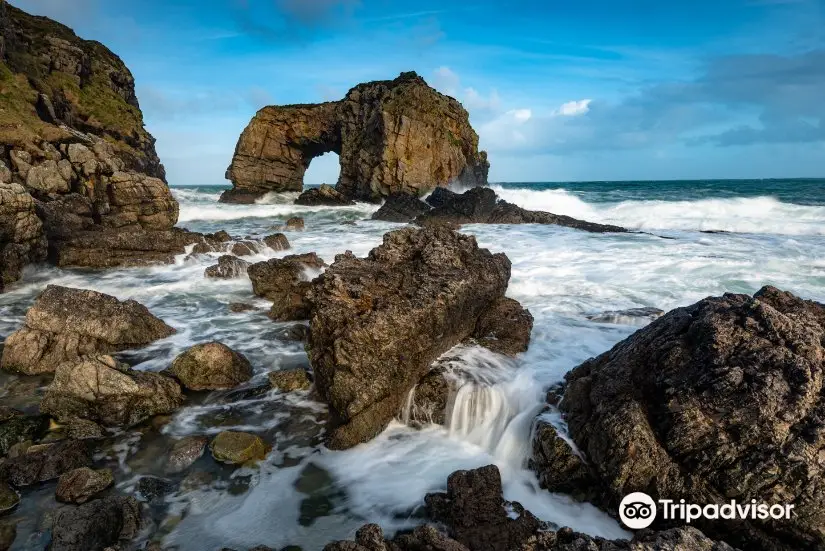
[222,71,489,203]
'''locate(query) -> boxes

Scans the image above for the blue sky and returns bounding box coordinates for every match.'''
[13,0,825,184]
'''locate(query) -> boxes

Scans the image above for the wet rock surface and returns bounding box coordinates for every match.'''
[0,411,49,457]
[223,72,489,202]
[205,255,251,279]
[50,495,140,551]
[371,191,432,223]
[470,297,534,356]
[415,187,627,233]
[269,368,312,392]
[295,184,355,206]
[308,226,518,449]
[210,431,270,465]
[248,253,327,321]
[40,355,183,426]
[169,342,253,390]
[0,481,19,514]
[535,286,825,550]
[0,439,92,486]
[1,285,175,374]
[165,436,208,474]
[55,467,114,504]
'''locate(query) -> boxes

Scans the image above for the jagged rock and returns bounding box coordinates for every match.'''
[529,418,599,503]
[50,496,141,551]
[295,184,355,206]
[263,232,290,250]
[0,439,92,486]
[284,217,304,231]
[545,286,825,551]
[205,255,250,279]
[308,226,515,449]
[209,431,269,465]
[371,192,431,223]
[0,183,47,291]
[0,482,19,514]
[1,285,175,374]
[55,467,114,504]
[165,436,208,474]
[416,187,627,233]
[268,369,311,392]
[402,369,455,426]
[274,323,309,342]
[40,355,183,426]
[0,411,49,457]
[248,253,326,321]
[471,297,533,356]
[230,240,259,256]
[168,342,253,391]
[222,72,489,203]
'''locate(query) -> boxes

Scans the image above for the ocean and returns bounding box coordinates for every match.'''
[1,179,824,549]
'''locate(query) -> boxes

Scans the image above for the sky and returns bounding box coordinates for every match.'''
[11,0,825,185]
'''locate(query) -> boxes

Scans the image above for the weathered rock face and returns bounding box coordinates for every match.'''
[536,286,825,551]
[471,297,533,356]
[223,72,489,203]
[209,431,269,465]
[0,439,92,487]
[248,253,327,321]
[50,496,141,551]
[413,187,628,233]
[1,285,175,374]
[205,255,250,279]
[0,4,214,286]
[40,355,183,426]
[295,184,355,206]
[324,465,735,551]
[0,183,47,291]
[268,368,311,392]
[55,467,114,504]
[307,226,514,449]
[371,191,432,223]
[168,342,253,390]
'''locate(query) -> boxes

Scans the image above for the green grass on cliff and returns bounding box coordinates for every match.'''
[0,61,66,144]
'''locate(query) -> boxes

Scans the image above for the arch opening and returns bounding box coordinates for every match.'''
[303,151,341,190]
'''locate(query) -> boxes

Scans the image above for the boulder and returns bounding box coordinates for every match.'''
[205,255,250,279]
[50,496,141,551]
[55,467,114,504]
[168,342,253,391]
[165,435,208,474]
[471,297,533,356]
[209,431,269,465]
[415,187,627,233]
[136,476,176,502]
[0,482,19,514]
[295,184,355,207]
[371,192,431,223]
[308,226,515,449]
[544,286,825,550]
[529,418,599,503]
[40,355,183,427]
[0,439,92,487]
[230,240,259,256]
[284,217,304,231]
[222,72,489,203]
[1,285,175,375]
[263,232,290,250]
[0,411,49,457]
[0,183,47,292]
[248,253,327,321]
[268,369,311,392]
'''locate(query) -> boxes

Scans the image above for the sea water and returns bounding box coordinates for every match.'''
[1,179,823,550]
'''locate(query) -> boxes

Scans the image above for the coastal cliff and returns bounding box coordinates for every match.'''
[222,71,489,203]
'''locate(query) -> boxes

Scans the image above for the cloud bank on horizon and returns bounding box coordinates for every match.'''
[12,0,825,184]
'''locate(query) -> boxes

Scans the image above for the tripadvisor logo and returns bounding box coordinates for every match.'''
[619,492,794,530]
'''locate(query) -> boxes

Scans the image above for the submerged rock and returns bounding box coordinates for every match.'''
[205,255,250,279]
[269,369,312,392]
[55,467,114,504]
[308,226,516,449]
[1,285,175,375]
[284,217,305,231]
[50,496,140,551]
[209,431,270,465]
[166,436,208,474]
[0,439,92,487]
[0,412,49,457]
[169,342,253,390]
[248,253,327,321]
[586,306,664,325]
[295,184,355,207]
[415,187,627,233]
[223,72,488,203]
[0,482,19,514]
[541,286,825,550]
[40,355,183,427]
[371,192,431,223]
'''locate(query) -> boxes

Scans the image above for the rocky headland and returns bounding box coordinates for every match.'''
[222,71,490,203]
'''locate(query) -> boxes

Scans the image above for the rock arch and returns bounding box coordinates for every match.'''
[221,72,489,203]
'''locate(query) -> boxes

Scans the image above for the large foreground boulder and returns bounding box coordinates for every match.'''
[1,285,175,374]
[0,439,92,487]
[168,342,253,390]
[248,253,327,321]
[51,496,140,551]
[535,286,825,550]
[307,226,515,449]
[40,355,183,426]
[222,72,489,203]
[324,465,734,551]
[413,187,627,233]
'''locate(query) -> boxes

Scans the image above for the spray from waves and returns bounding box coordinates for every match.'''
[491,185,825,236]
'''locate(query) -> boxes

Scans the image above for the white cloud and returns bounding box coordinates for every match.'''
[431,67,500,113]
[554,99,592,116]
[464,87,502,111]
[433,66,460,95]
